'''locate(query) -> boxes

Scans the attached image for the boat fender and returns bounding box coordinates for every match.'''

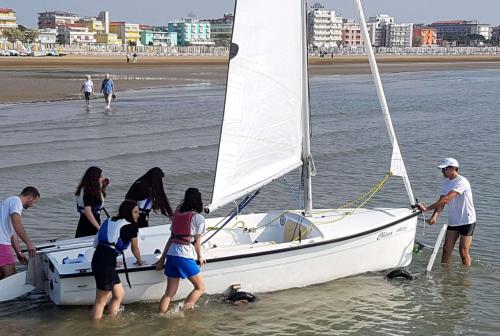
[229,43,239,59]
[228,291,257,304]
[386,269,414,280]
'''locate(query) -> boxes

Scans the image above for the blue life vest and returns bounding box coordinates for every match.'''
[137,198,152,214]
[76,190,103,214]
[93,218,130,254]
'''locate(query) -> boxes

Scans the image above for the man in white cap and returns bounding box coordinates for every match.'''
[417,158,476,266]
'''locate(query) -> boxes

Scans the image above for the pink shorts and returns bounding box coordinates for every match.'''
[0,244,15,267]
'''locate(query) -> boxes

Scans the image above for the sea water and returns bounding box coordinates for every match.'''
[0,69,499,335]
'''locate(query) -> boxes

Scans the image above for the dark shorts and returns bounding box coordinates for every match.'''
[91,245,121,291]
[447,222,476,236]
[84,91,91,100]
[165,255,200,279]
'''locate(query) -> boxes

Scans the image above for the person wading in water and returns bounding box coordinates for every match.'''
[155,187,206,314]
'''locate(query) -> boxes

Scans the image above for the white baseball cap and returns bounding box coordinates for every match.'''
[437,157,459,169]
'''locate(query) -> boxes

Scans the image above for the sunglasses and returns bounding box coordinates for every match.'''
[441,166,452,172]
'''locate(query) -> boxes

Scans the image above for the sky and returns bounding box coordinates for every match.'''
[2,0,499,27]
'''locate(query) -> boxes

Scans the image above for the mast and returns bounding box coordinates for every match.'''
[355,0,416,205]
[301,0,314,215]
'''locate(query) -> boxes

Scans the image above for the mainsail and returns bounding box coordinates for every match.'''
[207,0,306,212]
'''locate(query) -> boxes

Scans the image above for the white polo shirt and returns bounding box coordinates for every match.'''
[0,196,23,245]
[441,175,476,226]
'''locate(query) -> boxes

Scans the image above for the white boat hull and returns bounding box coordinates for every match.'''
[29,208,418,305]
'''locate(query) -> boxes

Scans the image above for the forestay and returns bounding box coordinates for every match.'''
[208,0,306,212]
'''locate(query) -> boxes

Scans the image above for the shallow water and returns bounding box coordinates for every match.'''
[1,69,499,335]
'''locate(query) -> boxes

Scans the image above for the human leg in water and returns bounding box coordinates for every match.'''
[91,289,112,319]
[159,277,180,314]
[183,274,206,310]
[441,230,460,265]
[104,93,112,109]
[459,235,473,267]
[107,283,125,317]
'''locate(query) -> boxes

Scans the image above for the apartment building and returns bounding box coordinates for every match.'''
[37,28,57,44]
[206,14,233,47]
[168,19,212,46]
[367,14,394,47]
[384,23,413,47]
[76,18,105,34]
[57,24,96,44]
[341,19,364,47]
[0,8,17,32]
[109,22,141,46]
[430,20,491,40]
[473,24,492,40]
[140,26,177,46]
[413,25,437,46]
[307,5,343,48]
[38,11,80,29]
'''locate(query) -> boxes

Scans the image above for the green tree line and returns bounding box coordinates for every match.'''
[1,25,39,44]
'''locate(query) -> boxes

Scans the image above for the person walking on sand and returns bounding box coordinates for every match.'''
[80,75,94,107]
[125,167,173,228]
[156,188,206,314]
[100,74,115,109]
[133,53,138,63]
[417,158,476,267]
[0,186,40,280]
[91,200,145,319]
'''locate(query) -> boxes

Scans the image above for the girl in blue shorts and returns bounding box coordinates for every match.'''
[156,188,206,313]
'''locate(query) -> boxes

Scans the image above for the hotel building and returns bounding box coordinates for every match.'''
[140,26,177,46]
[0,8,17,32]
[109,22,141,46]
[413,25,437,46]
[307,3,343,48]
[38,11,80,29]
[341,19,364,47]
[168,19,213,46]
[57,24,96,44]
[206,14,233,47]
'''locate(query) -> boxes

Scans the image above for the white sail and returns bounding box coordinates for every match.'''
[355,0,416,205]
[208,0,306,212]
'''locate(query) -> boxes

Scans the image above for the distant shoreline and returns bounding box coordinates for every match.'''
[1,54,500,67]
[1,55,500,104]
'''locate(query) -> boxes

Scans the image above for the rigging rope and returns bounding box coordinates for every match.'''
[254,172,393,232]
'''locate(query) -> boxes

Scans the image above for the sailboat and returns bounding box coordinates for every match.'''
[14,0,420,305]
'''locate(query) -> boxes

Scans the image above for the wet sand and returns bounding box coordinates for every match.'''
[1,55,500,103]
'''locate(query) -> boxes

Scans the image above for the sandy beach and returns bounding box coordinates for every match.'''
[1,55,500,103]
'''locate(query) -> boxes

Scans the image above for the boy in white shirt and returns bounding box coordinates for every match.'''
[418,158,476,266]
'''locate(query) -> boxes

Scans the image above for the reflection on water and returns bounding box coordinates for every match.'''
[1,70,500,334]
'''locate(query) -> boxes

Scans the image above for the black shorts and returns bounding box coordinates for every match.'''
[91,245,121,291]
[84,91,91,100]
[447,222,476,236]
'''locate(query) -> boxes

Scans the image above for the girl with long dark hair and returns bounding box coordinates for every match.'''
[75,166,108,238]
[155,187,206,313]
[91,199,144,319]
[125,167,173,228]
